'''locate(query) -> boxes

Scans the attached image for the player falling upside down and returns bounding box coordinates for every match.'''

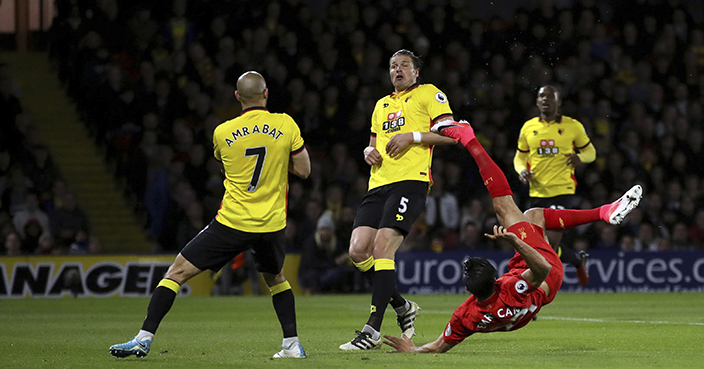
[383,120,642,353]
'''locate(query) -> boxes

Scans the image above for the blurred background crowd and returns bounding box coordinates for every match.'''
[2,0,704,268]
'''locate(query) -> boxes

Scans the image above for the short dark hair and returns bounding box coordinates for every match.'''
[462,257,497,300]
[390,49,422,70]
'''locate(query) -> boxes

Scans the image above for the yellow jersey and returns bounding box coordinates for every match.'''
[516,115,591,198]
[368,83,453,190]
[213,107,305,232]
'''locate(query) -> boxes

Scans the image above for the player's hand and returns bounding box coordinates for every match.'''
[519,169,534,183]
[385,133,414,158]
[565,153,582,167]
[484,225,520,244]
[364,146,382,165]
[383,334,416,353]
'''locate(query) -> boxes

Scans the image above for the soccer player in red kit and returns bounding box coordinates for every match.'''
[383,120,642,353]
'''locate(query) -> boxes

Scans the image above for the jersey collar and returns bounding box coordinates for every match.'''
[539,114,563,124]
[241,106,268,115]
[475,286,499,307]
[390,82,420,98]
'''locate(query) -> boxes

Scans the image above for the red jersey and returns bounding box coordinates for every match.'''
[442,269,549,344]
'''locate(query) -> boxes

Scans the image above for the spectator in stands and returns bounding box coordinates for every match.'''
[176,201,206,250]
[425,176,460,237]
[35,234,55,255]
[298,212,353,294]
[50,191,90,249]
[42,0,704,253]
[4,231,21,255]
[12,192,50,253]
[1,166,32,215]
[23,145,60,202]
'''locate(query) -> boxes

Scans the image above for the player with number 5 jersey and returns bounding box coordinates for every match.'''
[339,50,459,351]
[109,71,311,360]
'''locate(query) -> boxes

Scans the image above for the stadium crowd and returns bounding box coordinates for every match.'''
[2,0,704,257]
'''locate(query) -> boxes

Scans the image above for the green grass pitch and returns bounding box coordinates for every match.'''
[1,293,702,368]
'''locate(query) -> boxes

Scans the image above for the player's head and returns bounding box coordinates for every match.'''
[389,49,421,92]
[536,85,561,116]
[236,71,268,104]
[462,257,497,300]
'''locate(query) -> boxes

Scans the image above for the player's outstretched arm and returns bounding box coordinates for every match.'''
[383,334,456,353]
[289,147,311,178]
[484,225,551,288]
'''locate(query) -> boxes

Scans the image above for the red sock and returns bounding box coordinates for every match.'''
[542,207,602,230]
[465,139,513,198]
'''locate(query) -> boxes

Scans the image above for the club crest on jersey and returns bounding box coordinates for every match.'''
[383,103,389,108]
[383,110,405,133]
[435,92,447,103]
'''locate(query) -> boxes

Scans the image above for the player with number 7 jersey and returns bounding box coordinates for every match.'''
[108,71,311,360]
[213,105,305,232]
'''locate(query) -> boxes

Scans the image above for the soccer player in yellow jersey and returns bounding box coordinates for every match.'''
[339,49,459,350]
[110,71,311,359]
[513,85,596,286]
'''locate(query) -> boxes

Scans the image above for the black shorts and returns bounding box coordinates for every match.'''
[528,194,580,210]
[353,180,428,236]
[180,219,286,274]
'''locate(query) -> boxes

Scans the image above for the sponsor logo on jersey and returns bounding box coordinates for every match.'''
[383,110,405,133]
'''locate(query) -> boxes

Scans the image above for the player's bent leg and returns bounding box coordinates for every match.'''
[164,253,203,284]
[349,227,377,289]
[523,208,548,230]
[493,196,527,229]
[524,208,590,286]
[348,226,376,262]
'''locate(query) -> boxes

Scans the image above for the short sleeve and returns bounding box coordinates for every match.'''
[443,314,473,344]
[425,85,453,123]
[516,125,529,152]
[213,126,222,161]
[287,114,305,153]
[498,273,537,306]
[370,99,384,136]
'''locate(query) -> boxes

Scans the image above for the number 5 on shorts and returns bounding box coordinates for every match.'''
[398,197,409,213]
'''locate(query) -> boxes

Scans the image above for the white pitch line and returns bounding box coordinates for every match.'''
[540,316,704,326]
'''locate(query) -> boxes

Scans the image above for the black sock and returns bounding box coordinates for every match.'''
[272,289,297,338]
[141,286,178,333]
[362,269,374,288]
[558,245,582,268]
[367,270,396,331]
[364,270,405,309]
